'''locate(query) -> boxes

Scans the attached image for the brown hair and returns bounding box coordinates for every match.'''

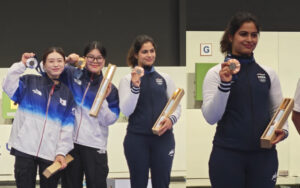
[220,11,260,54]
[127,34,157,67]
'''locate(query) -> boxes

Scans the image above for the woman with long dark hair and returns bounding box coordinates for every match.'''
[202,11,288,188]
[119,34,181,188]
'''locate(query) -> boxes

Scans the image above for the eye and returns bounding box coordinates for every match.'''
[239,31,248,37]
[251,33,258,38]
[150,49,155,53]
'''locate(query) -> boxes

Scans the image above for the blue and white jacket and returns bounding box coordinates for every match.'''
[2,62,75,161]
[60,66,120,151]
[119,66,181,135]
[202,54,288,151]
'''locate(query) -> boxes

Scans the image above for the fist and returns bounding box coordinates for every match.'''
[21,52,35,65]
[131,66,144,87]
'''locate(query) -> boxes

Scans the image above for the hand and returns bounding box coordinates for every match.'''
[54,155,67,170]
[21,52,35,65]
[131,66,144,87]
[219,62,232,82]
[157,117,173,136]
[66,53,80,64]
[271,129,285,145]
[219,59,240,82]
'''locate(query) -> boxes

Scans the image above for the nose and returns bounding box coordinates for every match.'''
[246,34,253,42]
[53,61,59,66]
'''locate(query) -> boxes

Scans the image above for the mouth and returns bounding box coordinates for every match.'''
[52,68,61,72]
[243,44,255,49]
[145,59,154,63]
[89,63,100,67]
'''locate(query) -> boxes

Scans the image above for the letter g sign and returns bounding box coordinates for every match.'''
[200,43,212,56]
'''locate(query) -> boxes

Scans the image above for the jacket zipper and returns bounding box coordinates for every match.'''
[246,64,255,144]
[75,74,94,141]
[36,83,56,157]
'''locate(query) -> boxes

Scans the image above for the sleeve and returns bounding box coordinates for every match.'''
[60,65,77,87]
[265,66,288,136]
[97,84,120,126]
[118,74,140,117]
[293,78,300,112]
[201,64,231,125]
[2,62,26,102]
[55,94,76,156]
[163,73,181,125]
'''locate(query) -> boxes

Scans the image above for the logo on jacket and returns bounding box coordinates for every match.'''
[60,98,67,106]
[156,78,163,85]
[168,149,175,157]
[32,89,42,96]
[74,78,82,85]
[257,73,266,83]
[272,172,277,182]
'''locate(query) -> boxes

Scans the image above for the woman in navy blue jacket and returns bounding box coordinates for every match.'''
[202,12,288,188]
[119,34,181,188]
[2,47,75,188]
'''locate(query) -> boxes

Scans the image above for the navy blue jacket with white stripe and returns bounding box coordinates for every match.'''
[2,62,75,161]
[119,67,181,135]
[202,54,288,151]
[59,65,119,151]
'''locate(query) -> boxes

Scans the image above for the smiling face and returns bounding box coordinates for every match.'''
[135,42,156,67]
[43,51,65,79]
[85,48,105,74]
[230,21,258,56]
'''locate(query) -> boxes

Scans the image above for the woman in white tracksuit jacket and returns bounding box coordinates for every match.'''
[2,47,75,188]
[60,41,120,188]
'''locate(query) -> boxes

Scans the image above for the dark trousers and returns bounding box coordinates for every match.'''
[14,155,61,188]
[209,145,278,188]
[61,144,109,188]
[123,132,175,188]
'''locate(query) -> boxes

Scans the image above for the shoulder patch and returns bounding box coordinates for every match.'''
[257,73,267,83]
[155,78,164,85]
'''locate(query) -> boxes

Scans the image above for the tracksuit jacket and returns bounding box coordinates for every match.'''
[202,54,288,151]
[59,66,119,151]
[119,66,181,134]
[2,62,75,161]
